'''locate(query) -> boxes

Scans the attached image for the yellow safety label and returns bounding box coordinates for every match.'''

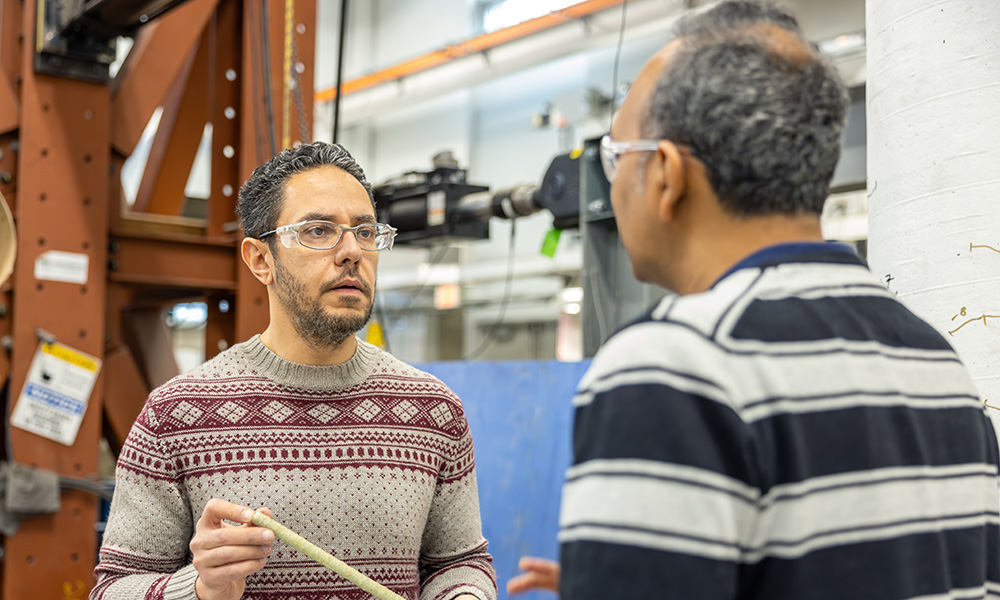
[42,343,99,372]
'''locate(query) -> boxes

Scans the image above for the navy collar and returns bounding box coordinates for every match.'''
[713,241,861,287]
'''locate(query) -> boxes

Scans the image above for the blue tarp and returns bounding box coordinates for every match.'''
[419,360,590,600]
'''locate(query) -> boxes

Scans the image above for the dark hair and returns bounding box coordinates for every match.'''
[673,0,803,37]
[236,141,374,240]
[643,0,849,216]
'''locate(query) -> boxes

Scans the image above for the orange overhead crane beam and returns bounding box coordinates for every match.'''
[315,0,627,103]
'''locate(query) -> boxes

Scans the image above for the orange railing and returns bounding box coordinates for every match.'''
[315,0,627,103]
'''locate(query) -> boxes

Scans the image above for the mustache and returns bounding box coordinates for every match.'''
[322,266,373,297]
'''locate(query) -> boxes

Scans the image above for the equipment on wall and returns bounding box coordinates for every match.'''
[375,136,668,357]
[374,146,587,246]
[35,0,192,81]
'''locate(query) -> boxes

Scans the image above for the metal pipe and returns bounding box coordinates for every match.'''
[455,185,541,222]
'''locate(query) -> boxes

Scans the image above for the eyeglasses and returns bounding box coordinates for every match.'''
[599,134,662,182]
[259,220,398,251]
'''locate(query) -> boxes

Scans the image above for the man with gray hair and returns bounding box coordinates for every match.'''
[93,142,497,600]
[513,1,1000,598]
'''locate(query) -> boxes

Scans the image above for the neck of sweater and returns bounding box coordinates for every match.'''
[237,334,379,392]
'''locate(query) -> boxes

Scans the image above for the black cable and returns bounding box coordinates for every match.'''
[374,243,452,353]
[260,0,278,154]
[59,476,115,502]
[610,0,629,127]
[332,0,349,143]
[462,221,517,361]
[605,0,629,337]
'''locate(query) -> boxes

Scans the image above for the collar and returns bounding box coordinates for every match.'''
[238,334,379,392]
[713,241,861,287]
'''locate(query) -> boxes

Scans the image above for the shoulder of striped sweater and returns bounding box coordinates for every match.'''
[656,260,885,339]
[365,342,463,403]
[615,268,764,339]
[581,293,735,396]
[763,258,882,289]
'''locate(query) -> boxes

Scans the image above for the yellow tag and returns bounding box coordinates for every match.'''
[42,343,99,372]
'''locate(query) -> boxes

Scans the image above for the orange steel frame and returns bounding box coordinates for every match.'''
[0,0,315,597]
[315,0,627,103]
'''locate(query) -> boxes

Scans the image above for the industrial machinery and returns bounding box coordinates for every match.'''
[374,145,585,245]
[375,136,668,356]
[36,0,190,81]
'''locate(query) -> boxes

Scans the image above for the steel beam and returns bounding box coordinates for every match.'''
[111,0,220,156]
[132,31,206,215]
[0,1,315,593]
[5,3,111,597]
[108,231,238,291]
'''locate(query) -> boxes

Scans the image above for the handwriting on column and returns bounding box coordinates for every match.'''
[970,243,1000,255]
[948,306,1000,336]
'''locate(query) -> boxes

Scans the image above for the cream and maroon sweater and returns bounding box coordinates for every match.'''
[92,336,496,600]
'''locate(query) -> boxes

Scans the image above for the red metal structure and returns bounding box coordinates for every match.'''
[0,0,315,596]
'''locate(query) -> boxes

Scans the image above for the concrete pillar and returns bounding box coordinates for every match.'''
[867,1,1000,433]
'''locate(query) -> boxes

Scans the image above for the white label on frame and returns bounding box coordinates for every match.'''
[34,250,89,284]
[11,342,102,446]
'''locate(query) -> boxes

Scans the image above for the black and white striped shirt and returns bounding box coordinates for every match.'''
[559,245,1000,600]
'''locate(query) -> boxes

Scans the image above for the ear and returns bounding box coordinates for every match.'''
[650,140,686,222]
[241,237,275,286]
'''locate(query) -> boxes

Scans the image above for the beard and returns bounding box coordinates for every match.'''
[272,257,374,350]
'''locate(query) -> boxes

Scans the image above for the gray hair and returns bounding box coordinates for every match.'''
[236,141,375,240]
[643,0,848,216]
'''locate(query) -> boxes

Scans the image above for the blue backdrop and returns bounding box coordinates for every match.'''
[418,360,591,600]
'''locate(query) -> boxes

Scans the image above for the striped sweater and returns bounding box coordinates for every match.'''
[559,247,1000,600]
[93,336,496,600]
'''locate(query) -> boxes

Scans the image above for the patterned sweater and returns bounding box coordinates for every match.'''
[92,336,497,600]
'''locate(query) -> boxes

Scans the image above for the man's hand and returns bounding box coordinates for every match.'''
[507,557,560,596]
[190,499,274,600]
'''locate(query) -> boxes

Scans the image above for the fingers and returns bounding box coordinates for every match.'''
[191,501,276,600]
[198,498,256,531]
[194,501,275,550]
[518,557,559,576]
[507,557,560,595]
[507,573,539,594]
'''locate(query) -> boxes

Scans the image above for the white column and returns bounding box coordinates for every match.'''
[867,1,1000,432]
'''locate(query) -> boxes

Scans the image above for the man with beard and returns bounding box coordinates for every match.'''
[92,142,497,600]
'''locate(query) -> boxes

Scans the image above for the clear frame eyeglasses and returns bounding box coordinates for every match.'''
[599,134,663,182]
[259,220,398,251]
